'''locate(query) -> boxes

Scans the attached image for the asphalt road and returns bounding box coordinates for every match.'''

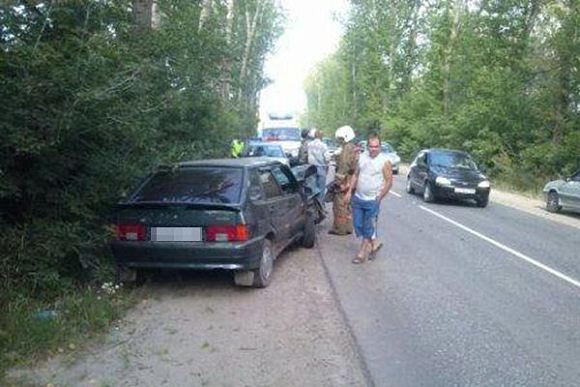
[318,174,580,387]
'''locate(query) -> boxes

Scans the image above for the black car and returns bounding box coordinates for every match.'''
[110,158,316,288]
[406,149,491,207]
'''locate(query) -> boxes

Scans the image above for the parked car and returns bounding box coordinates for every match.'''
[543,169,580,214]
[242,142,289,165]
[406,149,491,207]
[110,158,317,288]
[381,142,401,174]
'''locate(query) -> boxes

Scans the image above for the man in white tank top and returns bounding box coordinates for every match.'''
[345,133,393,263]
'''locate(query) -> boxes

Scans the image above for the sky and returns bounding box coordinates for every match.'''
[259,0,349,121]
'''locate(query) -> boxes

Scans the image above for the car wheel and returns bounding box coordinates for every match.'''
[406,178,415,194]
[423,182,435,203]
[546,191,561,213]
[252,239,274,288]
[300,214,316,248]
[476,196,489,208]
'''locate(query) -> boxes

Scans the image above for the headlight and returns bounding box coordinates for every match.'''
[436,176,452,186]
[478,180,490,188]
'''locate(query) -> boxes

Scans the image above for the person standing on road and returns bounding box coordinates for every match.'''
[297,128,312,165]
[329,125,359,235]
[307,129,329,202]
[345,133,392,264]
[231,139,244,158]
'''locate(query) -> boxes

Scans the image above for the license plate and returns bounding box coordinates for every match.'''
[454,187,476,194]
[152,227,202,242]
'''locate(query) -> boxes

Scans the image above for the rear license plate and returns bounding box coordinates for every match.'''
[152,227,202,242]
[454,187,476,194]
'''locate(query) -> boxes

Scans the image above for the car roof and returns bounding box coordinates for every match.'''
[161,157,282,169]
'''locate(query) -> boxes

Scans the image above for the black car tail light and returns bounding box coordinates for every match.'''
[116,224,146,241]
[206,225,249,242]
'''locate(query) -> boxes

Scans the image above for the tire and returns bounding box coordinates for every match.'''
[252,239,274,288]
[423,182,435,203]
[476,196,489,208]
[406,178,415,194]
[546,191,561,213]
[300,214,316,248]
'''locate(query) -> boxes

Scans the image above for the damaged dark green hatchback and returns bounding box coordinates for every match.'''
[110,158,317,288]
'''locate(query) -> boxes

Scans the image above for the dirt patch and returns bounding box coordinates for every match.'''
[7,244,367,387]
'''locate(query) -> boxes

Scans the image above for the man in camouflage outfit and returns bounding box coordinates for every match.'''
[329,126,359,235]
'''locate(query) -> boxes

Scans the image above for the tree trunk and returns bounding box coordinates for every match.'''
[199,0,213,31]
[133,0,153,31]
[238,0,264,101]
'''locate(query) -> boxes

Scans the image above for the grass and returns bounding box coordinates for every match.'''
[0,285,136,381]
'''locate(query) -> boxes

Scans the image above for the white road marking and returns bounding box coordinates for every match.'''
[390,191,402,198]
[419,205,580,290]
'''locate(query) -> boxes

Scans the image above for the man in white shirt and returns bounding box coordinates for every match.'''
[345,133,392,263]
[307,129,329,202]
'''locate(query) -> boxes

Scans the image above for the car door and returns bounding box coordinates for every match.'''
[257,167,288,251]
[408,152,421,188]
[560,170,580,209]
[412,152,429,192]
[271,164,305,239]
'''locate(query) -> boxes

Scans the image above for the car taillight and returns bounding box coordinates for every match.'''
[116,224,146,241]
[206,225,249,242]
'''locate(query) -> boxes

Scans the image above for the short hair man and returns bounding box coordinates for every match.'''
[346,133,392,263]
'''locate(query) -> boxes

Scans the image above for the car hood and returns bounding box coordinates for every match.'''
[384,153,401,164]
[432,166,486,182]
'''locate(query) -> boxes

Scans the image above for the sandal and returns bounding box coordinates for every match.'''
[352,256,366,264]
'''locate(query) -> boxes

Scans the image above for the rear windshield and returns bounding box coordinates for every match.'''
[244,145,285,158]
[133,167,243,204]
[262,127,301,141]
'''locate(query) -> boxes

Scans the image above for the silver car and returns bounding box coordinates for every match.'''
[381,143,400,174]
[543,169,580,214]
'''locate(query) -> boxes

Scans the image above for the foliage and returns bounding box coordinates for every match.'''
[0,286,134,378]
[305,0,579,183]
[0,0,283,301]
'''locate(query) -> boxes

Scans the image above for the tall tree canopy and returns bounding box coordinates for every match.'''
[0,0,283,301]
[304,0,579,187]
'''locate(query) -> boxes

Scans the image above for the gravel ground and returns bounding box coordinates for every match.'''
[7,240,368,387]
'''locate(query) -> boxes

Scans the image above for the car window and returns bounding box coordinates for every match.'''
[430,152,477,170]
[133,167,243,204]
[248,170,264,200]
[415,152,426,166]
[570,170,580,182]
[271,166,296,194]
[260,171,282,199]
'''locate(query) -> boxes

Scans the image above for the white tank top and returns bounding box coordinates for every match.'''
[355,152,389,201]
